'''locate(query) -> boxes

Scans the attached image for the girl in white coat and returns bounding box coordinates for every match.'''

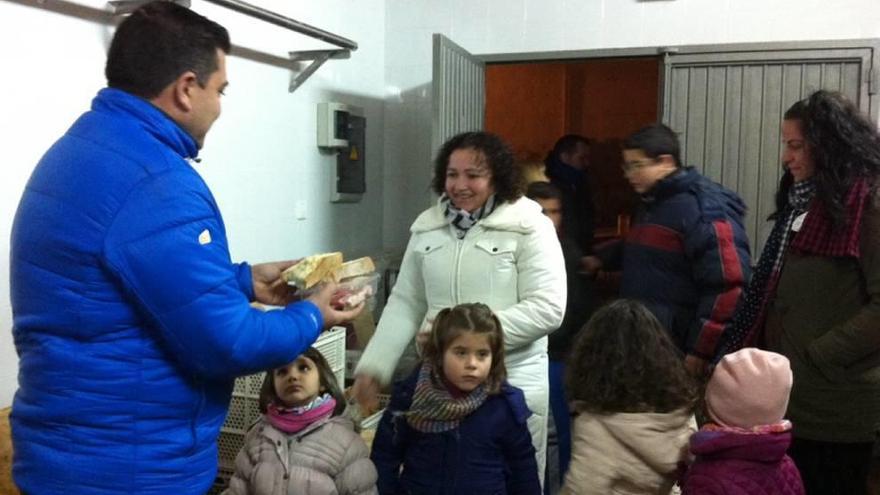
[352,131,567,482]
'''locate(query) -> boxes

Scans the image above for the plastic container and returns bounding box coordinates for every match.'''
[298,272,380,312]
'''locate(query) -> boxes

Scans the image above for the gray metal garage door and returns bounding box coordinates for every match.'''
[661,41,879,251]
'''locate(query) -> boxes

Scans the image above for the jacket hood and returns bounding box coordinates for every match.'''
[690,428,792,463]
[646,166,747,222]
[411,196,545,234]
[582,407,696,474]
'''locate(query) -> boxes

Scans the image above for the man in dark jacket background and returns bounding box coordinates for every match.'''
[545,134,596,255]
[9,3,361,494]
[584,124,751,376]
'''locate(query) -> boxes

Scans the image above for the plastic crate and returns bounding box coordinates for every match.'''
[360,393,390,430]
[215,327,347,488]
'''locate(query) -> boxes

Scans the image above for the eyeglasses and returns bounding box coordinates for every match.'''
[620,158,658,174]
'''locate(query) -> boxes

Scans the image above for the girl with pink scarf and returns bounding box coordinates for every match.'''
[224,347,377,495]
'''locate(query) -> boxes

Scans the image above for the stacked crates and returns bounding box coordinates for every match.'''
[210,326,347,493]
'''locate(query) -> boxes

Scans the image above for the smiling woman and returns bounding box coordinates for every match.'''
[352,131,567,488]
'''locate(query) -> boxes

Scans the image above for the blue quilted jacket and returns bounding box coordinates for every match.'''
[370,368,540,495]
[10,88,323,495]
[597,167,751,359]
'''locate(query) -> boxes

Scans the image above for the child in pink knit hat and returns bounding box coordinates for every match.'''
[681,348,805,494]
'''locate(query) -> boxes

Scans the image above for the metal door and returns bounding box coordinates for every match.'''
[432,33,486,155]
[660,42,878,251]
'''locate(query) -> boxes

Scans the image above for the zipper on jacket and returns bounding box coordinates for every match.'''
[451,235,464,304]
[451,224,480,304]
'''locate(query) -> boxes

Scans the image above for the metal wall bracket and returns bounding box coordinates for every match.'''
[108,0,357,93]
[288,49,350,92]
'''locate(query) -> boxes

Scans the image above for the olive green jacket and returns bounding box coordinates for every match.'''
[766,188,880,442]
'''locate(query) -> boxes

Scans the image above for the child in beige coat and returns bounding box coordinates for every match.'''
[562,300,698,495]
[224,347,377,495]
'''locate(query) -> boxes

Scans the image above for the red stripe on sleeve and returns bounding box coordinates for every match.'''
[694,220,745,357]
[626,224,685,253]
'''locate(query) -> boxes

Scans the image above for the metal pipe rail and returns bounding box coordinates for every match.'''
[109,0,357,91]
[204,0,357,51]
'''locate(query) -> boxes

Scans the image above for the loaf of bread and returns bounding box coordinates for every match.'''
[335,256,376,281]
[282,252,343,289]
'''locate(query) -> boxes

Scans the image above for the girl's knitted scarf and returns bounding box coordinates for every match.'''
[441,194,497,239]
[266,393,336,434]
[405,362,488,433]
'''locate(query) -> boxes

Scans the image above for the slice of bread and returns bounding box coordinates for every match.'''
[283,252,343,289]
[334,256,376,281]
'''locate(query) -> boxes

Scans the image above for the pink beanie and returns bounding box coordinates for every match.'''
[706,348,793,428]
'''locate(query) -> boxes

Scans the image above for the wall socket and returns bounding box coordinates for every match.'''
[295,200,307,220]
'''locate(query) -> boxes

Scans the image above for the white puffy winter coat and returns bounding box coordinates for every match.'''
[356,196,567,477]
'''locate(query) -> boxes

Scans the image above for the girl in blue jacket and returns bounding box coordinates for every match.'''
[370,303,540,494]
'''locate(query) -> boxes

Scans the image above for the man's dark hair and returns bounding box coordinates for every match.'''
[106,1,231,99]
[546,134,590,164]
[525,181,562,202]
[623,124,682,168]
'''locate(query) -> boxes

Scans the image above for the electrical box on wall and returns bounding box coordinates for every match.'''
[318,102,355,148]
[317,102,366,203]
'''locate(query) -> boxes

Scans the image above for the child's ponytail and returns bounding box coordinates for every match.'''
[423,307,453,361]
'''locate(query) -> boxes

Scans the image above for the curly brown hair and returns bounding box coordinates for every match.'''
[776,90,880,227]
[431,132,525,203]
[421,303,508,394]
[566,299,698,414]
[259,347,346,416]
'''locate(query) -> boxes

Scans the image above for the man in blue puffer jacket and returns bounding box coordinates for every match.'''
[584,124,751,377]
[9,2,361,494]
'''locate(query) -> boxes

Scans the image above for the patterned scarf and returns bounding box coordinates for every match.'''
[441,194,497,239]
[266,393,336,434]
[719,178,871,357]
[405,362,488,433]
[789,177,869,257]
[718,180,816,355]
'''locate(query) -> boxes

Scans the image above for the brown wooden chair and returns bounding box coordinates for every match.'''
[0,407,21,495]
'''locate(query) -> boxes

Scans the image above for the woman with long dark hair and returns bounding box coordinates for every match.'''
[722,90,880,494]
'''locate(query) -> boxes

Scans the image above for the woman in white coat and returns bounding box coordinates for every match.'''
[352,131,567,482]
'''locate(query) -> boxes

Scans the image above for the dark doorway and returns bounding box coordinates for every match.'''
[485,56,659,239]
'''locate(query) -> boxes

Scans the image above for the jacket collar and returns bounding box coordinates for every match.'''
[546,156,586,186]
[260,413,349,443]
[92,88,199,161]
[642,167,698,202]
[689,428,792,462]
[411,196,542,234]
